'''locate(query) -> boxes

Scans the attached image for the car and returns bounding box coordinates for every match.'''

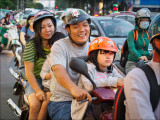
[105,12,136,25]
[55,11,65,23]
[90,16,134,60]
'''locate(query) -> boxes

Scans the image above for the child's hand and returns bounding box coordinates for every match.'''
[117,78,124,86]
[45,73,51,80]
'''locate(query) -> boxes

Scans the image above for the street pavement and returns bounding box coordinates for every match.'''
[0,50,19,120]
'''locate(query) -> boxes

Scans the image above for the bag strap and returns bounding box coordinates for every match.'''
[146,31,149,39]
[132,29,138,41]
[138,64,160,111]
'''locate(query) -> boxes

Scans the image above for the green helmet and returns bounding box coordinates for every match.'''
[148,13,160,43]
[65,9,91,27]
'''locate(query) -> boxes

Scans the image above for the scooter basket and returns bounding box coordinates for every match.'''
[92,87,115,104]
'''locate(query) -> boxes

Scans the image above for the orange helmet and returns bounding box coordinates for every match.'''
[88,37,118,55]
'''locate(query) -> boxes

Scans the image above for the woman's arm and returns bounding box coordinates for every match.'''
[127,31,141,59]
[20,32,26,45]
[24,61,46,101]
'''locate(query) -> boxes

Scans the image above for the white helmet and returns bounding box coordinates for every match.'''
[135,8,151,19]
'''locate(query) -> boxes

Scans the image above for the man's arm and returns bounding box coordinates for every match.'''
[52,64,92,102]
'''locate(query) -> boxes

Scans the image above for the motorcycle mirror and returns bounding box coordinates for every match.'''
[69,58,97,89]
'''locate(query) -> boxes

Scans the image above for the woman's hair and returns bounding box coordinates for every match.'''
[86,49,113,72]
[32,16,56,58]
[25,16,34,33]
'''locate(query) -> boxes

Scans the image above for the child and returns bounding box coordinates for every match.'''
[71,37,124,120]
[79,37,124,92]
[40,32,65,114]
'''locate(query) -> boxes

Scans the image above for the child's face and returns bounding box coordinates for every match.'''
[97,49,114,71]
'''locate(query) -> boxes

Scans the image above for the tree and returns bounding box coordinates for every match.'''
[25,1,44,9]
[0,0,17,10]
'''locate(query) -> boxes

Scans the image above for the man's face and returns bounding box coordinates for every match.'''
[66,20,90,45]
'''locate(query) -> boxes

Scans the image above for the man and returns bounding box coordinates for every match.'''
[56,11,68,37]
[48,9,92,120]
[124,14,160,119]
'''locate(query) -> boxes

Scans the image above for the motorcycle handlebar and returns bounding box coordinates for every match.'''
[78,97,98,104]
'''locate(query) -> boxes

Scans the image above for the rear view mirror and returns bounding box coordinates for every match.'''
[69,58,97,89]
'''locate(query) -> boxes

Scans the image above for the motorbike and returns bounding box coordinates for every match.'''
[7,44,28,120]
[113,54,153,75]
[0,23,22,54]
[69,58,122,120]
[7,65,29,120]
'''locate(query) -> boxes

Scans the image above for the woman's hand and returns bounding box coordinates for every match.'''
[35,90,47,101]
[117,78,124,86]
[139,56,148,62]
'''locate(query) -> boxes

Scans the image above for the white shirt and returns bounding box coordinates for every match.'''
[124,60,160,120]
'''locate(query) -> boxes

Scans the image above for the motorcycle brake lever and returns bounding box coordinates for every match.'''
[78,97,98,104]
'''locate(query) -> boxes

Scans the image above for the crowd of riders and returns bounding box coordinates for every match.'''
[1,7,160,120]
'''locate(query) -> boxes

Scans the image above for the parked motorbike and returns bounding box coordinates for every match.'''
[0,23,22,54]
[69,58,119,120]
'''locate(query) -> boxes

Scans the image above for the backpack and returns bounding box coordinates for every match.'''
[120,29,149,67]
[112,63,160,120]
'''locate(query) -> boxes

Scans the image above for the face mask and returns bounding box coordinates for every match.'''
[139,21,150,29]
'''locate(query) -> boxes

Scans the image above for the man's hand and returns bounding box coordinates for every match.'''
[35,90,47,101]
[70,87,92,102]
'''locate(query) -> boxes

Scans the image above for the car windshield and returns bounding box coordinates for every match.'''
[99,19,134,37]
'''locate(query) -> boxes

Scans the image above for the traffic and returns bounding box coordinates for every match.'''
[0,0,160,120]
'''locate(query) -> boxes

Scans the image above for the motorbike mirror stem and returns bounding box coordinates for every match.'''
[69,58,97,89]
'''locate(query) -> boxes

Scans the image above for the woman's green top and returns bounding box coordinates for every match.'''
[127,29,150,62]
[23,40,50,80]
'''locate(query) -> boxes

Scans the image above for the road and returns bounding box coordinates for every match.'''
[0,50,19,120]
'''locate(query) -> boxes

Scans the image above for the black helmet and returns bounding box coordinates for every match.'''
[65,9,91,27]
[6,12,11,17]
[33,10,56,30]
[148,13,160,43]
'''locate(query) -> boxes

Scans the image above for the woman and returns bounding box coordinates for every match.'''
[23,11,56,120]
[0,12,11,49]
[20,13,35,46]
[125,8,151,74]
